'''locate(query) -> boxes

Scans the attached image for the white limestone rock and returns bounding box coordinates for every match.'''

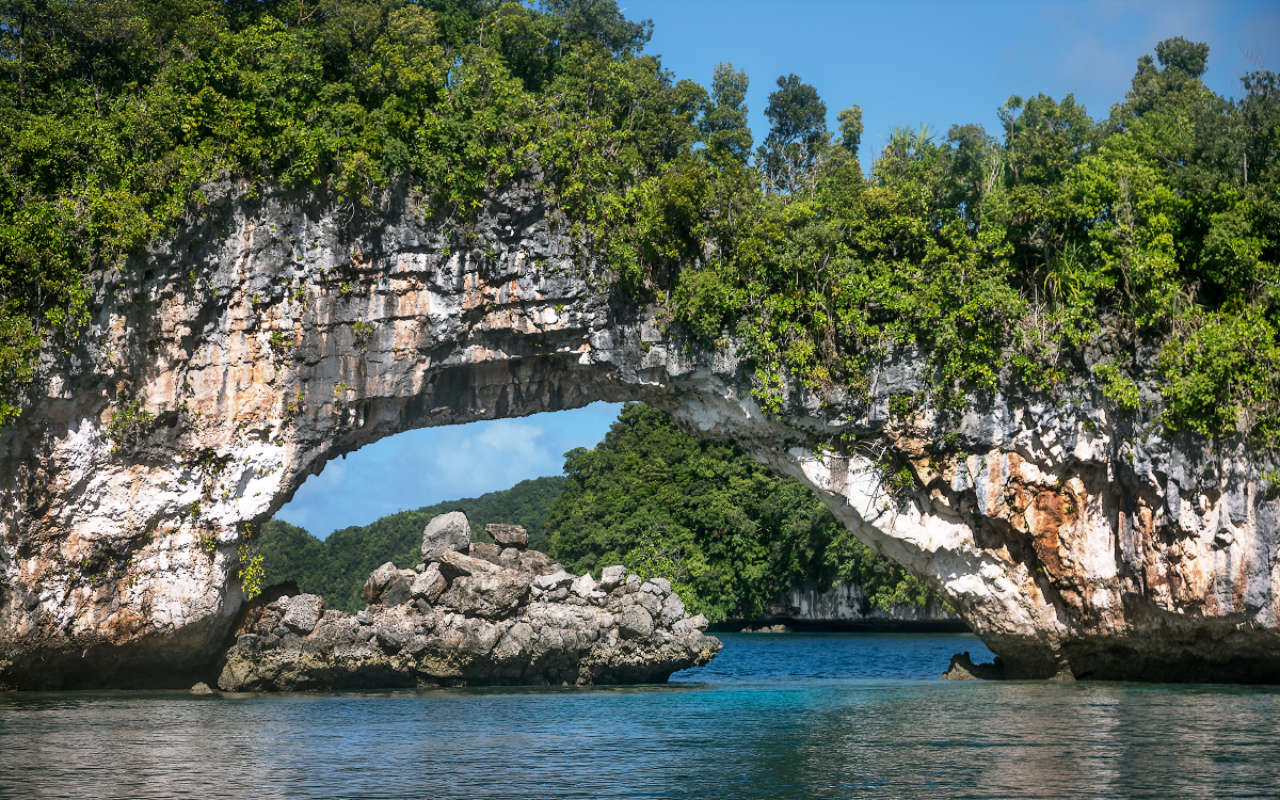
[421,512,472,562]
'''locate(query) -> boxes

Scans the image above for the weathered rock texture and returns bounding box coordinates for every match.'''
[753,583,964,632]
[217,516,718,690]
[2,184,1278,687]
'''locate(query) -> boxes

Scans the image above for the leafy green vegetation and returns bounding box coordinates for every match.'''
[546,404,933,622]
[0,0,670,422]
[650,39,1279,445]
[2,4,1275,450]
[236,542,266,600]
[256,475,565,611]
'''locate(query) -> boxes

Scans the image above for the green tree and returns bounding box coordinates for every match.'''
[547,404,936,621]
[837,104,863,160]
[699,62,752,167]
[758,73,828,194]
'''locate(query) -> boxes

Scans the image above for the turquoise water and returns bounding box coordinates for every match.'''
[2,633,1278,799]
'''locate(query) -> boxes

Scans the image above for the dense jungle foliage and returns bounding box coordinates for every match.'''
[259,405,928,619]
[545,403,932,622]
[258,475,566,611]
[1,1,1277,440]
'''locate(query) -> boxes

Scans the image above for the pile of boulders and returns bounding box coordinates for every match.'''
[216,512,720,691]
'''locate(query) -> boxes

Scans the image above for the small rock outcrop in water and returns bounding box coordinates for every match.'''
[941,652,1006,681]
[216,514,720,691]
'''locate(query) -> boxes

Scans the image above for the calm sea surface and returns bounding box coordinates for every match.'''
[2,633,1278,799]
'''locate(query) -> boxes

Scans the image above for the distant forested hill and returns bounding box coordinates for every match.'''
[547,404,933,622]
[256,476,565,612]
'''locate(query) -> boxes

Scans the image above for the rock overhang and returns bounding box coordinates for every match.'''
[0,184,1277,687]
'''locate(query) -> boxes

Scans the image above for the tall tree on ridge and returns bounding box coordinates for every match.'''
[837,104,863,160]
[699,62,752,168]
[758,72,827,195]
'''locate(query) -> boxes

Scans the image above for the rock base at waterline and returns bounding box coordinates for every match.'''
[216,515,720,691]
[941,652,1007,681]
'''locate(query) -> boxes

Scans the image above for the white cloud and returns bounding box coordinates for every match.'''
[431,419,556,500]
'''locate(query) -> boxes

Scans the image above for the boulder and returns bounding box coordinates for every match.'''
[381,570,417,607]
[671,618,698,637]
[281,594,324,634]
[660,593,686,625]
[469,541,504,564]
[436,549,500,580]
[640,579,666,596]
[362,562,401,605]
[410,563,447,603]
[533,569,574,592]
[439,571,531,619]
[375,614,414,652]
[485,523,529,549]
[515,549,561,575]
[628,590,662,617]
[571,573,597,597]
[492,621,535,662]
[618,606,654,640]
[599,565,627,591]
[498,547,522,568]
[421,511,472,561]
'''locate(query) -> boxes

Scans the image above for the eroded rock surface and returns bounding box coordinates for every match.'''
[216,515,719,690]
[1,184,1278,687]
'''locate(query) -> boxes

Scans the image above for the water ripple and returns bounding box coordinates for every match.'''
[2,633,1277,799]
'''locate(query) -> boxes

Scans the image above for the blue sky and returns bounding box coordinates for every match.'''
[276,402,624,536]
[628,0,1278,170]
[276,0,1277,538]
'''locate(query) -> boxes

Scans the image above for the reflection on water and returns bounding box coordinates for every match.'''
[1,634,1277,799]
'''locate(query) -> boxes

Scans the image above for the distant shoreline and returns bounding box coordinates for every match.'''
[709,619,971,634]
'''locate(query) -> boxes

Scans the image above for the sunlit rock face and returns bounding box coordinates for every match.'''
[1,185,1276,687]
[216,518,719,692]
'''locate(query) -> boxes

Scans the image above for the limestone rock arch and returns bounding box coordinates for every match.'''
[1,186,1276,687]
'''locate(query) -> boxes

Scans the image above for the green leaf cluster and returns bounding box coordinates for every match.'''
[641,43,1280,445]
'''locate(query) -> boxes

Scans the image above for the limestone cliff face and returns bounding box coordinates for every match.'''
[1,185,1277,687]
[762,584,961,629]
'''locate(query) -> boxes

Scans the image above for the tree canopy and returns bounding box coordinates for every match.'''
[1,2,1276,452]
[546,403,933,622]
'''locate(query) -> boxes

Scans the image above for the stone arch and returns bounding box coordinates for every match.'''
[1,186,1276,687]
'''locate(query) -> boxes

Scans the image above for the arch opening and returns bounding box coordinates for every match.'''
[3,185,1274,689]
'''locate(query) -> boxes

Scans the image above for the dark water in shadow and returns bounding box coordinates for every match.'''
[2,633,1277,799]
